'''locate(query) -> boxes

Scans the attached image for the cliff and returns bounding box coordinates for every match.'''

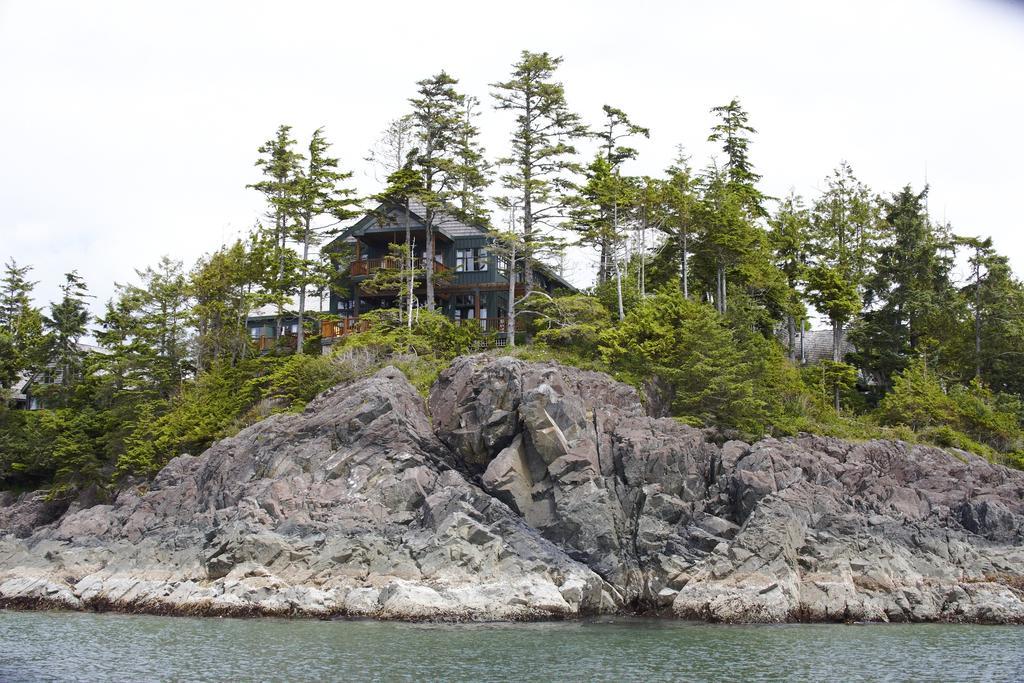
[2,355,1022,622]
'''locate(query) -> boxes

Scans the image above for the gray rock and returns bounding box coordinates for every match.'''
[0,365,606,620]
[3,355,1023,624]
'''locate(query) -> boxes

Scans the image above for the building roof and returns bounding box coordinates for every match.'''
[327,198,577,292]
[779,328,855,364]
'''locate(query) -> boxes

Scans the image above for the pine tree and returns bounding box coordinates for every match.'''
[455,96,492,226]
[768,192,811,361]
[292,127,360,352]
[42,271,92,407]
[249,125,304,339]
[408,71,470,311]
[0,259,43,393]
[583,105,649,284]
[804,163,877,408]
[491,51,588,299]
[707,98,766,219]
[853,185,958,395]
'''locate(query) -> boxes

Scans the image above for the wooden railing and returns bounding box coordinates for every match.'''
[320,317,369,339]
[350,257,449,277]
[255,334,297,352]
[455,317,525,333]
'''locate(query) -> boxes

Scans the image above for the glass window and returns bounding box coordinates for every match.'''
[456,249,472,272]
[456,247,489,272]
[453,294,475,320]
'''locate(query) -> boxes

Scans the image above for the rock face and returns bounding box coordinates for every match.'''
[2,355,1024,623]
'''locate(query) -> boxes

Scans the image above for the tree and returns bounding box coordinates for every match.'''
[455,96,492,226]
[292,127,360,352]
[599,290,765,433]
[95,257,190,402]
[492,51,589,298]
[654,152,702,299]
[768,192,811,361]
[954,237,1024,394]
[365,116,416,181]
[696,100,782,322]
[249,125,304,339]
[853,185,958,395]
[189,241,262,371]
[568,155,639,318]
[0,259,43,393]
[583,105,649,284]
[408,71,484,311]
[707,97,766,219]
[42,271,92,407]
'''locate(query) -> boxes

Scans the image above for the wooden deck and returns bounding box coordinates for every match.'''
[350,258,450,277]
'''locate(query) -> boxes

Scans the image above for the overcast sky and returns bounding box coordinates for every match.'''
[2,0,1023,317]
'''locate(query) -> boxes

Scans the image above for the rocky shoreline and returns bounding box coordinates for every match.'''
[2,355,1023,623]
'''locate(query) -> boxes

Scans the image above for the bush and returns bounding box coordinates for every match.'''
[599,290,768,435]
[878,360,1024,460]
[338,308,482,359]
[528,294,611,357]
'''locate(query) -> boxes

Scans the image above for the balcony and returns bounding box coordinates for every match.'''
[351,257,449,278]
[254,334,297,353]
[320,317,369,339]
[454,317,526,334]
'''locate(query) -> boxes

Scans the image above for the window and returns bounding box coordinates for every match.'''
[456,247,489,272]
[456,249,472,273]
[453,294,475,320]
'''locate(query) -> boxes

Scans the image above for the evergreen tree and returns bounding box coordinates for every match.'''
[582,105,649,284]
[190,241,261,371]
[95,257,190,401]
[491,51,589,299]
[653,152,702,299]
[805,163,877,408]
[852,185,958,395]
[455,95,492,226]
[768,192,811,361]
[707,97,767,219]
[408,71,484,311]
[249,125,304,339]
[42,271,92,407]
[292,127,360,352]
[0,259,43,393]
[955,237,1024,393]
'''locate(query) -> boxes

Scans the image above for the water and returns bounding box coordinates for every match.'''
[1,611,1021,682]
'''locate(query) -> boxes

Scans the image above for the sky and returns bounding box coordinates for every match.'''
[2,0,1023,317]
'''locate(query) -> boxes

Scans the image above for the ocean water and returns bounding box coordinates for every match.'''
[1,610,1021,682]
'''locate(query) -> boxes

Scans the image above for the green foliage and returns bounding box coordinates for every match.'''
[599,290,767,434]
[878,360,1024,459]
[338,308,482,360]
[529,294,611,356]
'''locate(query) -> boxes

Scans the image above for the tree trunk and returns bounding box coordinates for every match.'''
[296,219,310,354]
[974,257,982,380]
[275,206,286,347]
[832,317,843,412]
[681,229,689,299]
[787,314,796,362]
[614,257,625,321]
[425,212,435,312]
[507,244,517,348]
[406,201,414,329]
